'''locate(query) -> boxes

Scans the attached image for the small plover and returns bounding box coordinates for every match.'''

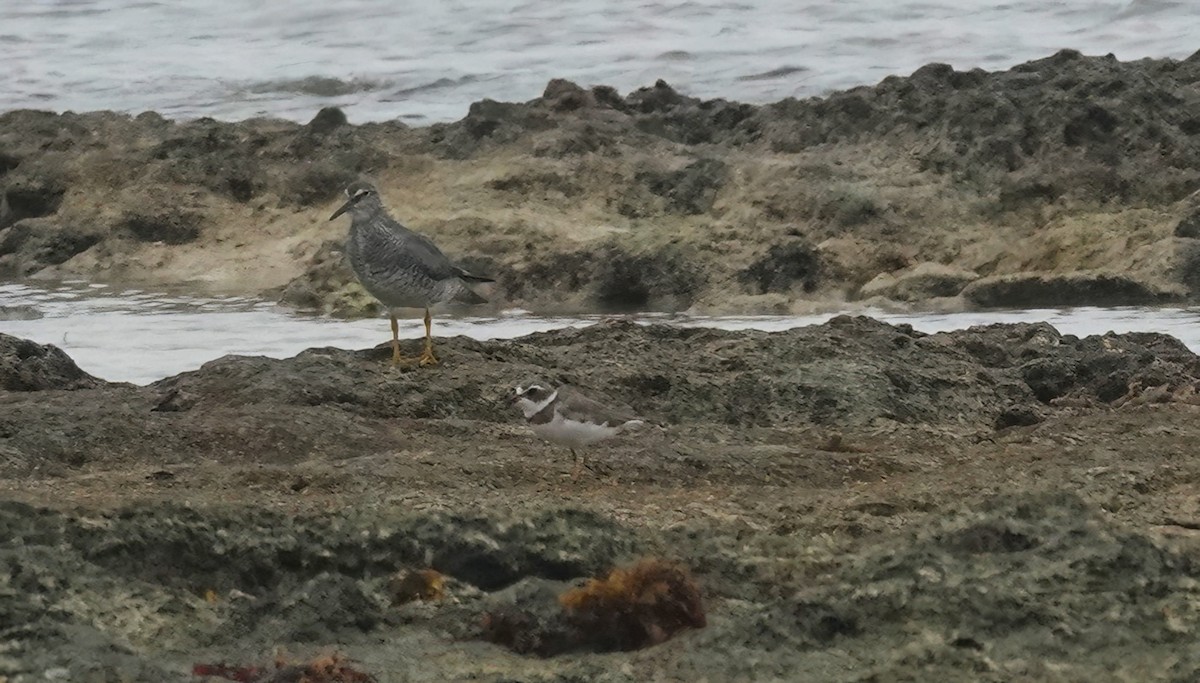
[509,379,649,479]
[329,181,494,367]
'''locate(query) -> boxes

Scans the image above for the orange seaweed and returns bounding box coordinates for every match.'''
[558,558,706,651]
[388,568,446,605]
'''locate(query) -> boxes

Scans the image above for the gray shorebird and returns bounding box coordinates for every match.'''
[329,181,493,367]
[509,379,648,479]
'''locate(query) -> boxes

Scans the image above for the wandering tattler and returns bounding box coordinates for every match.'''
[329,180,494,367]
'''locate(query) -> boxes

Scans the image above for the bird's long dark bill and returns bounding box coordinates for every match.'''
[329,199,354,221]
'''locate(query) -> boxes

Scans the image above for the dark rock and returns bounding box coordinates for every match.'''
[280,160,361,206]
[501,249,596,303]
[994,404,1045,429]
[590,85,627,110]
[504,243,706,311]
[482,582,579,657]
[625,79,687,113]
[486,170,581,197]
[0,151,20,176]
[858,262,978,301]
[792,602,860,644]
[1174,238,1200,295]
[637,158,727,215]
[151,120,267,202]
[961,271,1184,308]
[424,510,635,591]
[0,172,66,229]
[1175,207,1200,239]
[995,178,1062,211]
[948,321,1199,405]
[0,333,102,391]
[234,572,382,642]
[531,122,619,157]
[73,502,635,597]
[541,79,593,112]
[591,244,707,311]
[636,96,758,145]
[0,218,102,276]
[754,492,1200,675]
[1063,103,1120,147]
[430,98,557,159]
[739,240,822,294]
[306,106,349,136]
[754,49,1200,202]
[122,209,201,245]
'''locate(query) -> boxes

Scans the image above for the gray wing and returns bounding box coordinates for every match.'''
[557,386,641,426]
[366,217,475,283]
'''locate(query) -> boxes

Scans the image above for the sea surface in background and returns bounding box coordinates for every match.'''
[4,0,1196,123]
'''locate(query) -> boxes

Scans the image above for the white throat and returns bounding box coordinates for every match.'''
[517,390,558,418]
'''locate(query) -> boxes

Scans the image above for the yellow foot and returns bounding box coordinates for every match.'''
[389,347,414,367]
[417,349,439,367]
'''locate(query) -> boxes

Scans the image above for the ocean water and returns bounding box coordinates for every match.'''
[3,0,1197,123]
[3,281,1200,385]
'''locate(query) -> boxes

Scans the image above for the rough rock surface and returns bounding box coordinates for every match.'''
[4,49,1200,313]
[5,319,1200,680]
[858,262,979,302]
[4,317,1200,475]
[961,270,1186,308]
[0,332,102,391]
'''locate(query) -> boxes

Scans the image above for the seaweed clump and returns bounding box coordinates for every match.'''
[481,558,706,657]
[559,558,707,650]
[387,568,447,605]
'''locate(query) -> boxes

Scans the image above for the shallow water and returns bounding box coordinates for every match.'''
[4,1,1198,123]
[3,281,1200,385]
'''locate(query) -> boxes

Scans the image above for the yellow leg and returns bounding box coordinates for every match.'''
[389,314,407,366]
[418,307,439,366]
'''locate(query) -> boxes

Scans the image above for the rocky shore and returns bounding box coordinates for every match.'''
[4,49,1200,316]
[8,45,1200,682]
[6,318,1200,680]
